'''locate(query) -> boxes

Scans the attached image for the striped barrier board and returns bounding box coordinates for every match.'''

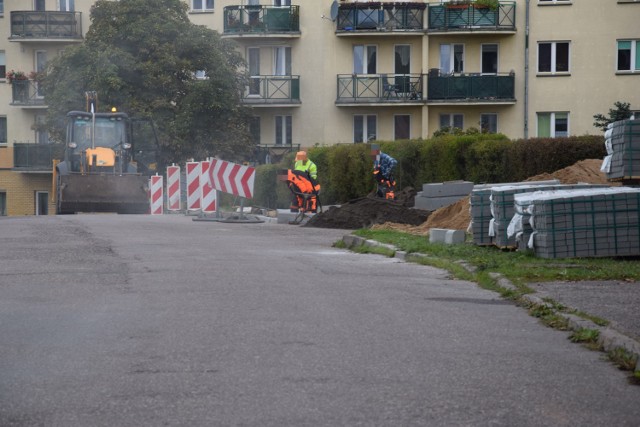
[200,160,217,213]
[207,158,255,199]
[186,161,201,212]
[149,174,163,215]
[166,164,181,211]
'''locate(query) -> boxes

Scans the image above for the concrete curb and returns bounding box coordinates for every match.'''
[340,234,640,376]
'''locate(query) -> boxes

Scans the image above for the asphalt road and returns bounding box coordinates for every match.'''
[1,214,639,426]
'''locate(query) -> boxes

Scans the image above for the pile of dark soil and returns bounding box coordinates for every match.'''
[305,188,429,230]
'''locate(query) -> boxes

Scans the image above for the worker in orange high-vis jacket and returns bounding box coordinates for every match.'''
[290,151,319,212]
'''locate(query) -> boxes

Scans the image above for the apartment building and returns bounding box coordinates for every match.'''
[0,0,638,216]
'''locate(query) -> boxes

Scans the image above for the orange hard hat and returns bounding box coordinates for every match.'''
[295,151,307,161]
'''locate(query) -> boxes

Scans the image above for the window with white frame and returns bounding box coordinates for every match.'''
[353,45,377,74]
[192,0,213,12]
[275,115,292,145]
[538,0,571,4]
[537,112,569,137]
[394,115,410,140]
[35,50,47,98]
[274,0,291,5]
[0,51,5,79]
[0,1,4,15]
[354,115,377,143]
[440,44,464,74]
[248,47,261,96]
[439,113,463,130]
[274,46,291,76]
[0,116,6,144]
[480,113,498,133]
[59,0,74,12]
[35,114,49,145]
[481,44,498,75]
[538,42,570,73]
[35,0,45,11]
[617,40,640,73]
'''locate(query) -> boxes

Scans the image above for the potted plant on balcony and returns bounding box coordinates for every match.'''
[6,70,29,103]
[446,0,472,9]
[5,70,28,83]
[475,0,499,10]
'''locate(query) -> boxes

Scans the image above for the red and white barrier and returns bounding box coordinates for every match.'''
[186,161,201,212]
[166,164,181,211]
[149,174,164,215]
[200,160,217,213]
[208,158,255,199]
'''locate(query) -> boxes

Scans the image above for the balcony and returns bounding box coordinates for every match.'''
[9,79,47,108]
[243,75,301,106]
[336,74,424,105]
[13,143,63,172]
[426,71,516,104]
[9,11,83,42]
[223,5,300,37]
[427,2,516,34]
[336,2,425,35]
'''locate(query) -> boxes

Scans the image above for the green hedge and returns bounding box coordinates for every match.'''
[249,135,606,208]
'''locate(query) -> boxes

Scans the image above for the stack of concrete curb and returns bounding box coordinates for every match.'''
[514,187,640,258]
[414,180,473,211]
[470,180,560,246]
[602,119,640,180]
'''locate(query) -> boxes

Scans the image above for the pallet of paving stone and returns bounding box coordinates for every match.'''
[514,187,640,259]
[604,119,640,180]
[490,183,607,249]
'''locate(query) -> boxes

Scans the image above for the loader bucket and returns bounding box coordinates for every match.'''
[57,174,150,214]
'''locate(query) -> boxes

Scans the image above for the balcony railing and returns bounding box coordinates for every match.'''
[10,11,82,40]
[223,5,300,35]
[13,143,63,171]
[336,2,425,32]
[427,2,516,32]
[427,72,515,101]
[243,75,300,104]
[337,74,424,103]
[9,79,46,107]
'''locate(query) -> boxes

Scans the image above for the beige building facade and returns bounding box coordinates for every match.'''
[0,0,638,215]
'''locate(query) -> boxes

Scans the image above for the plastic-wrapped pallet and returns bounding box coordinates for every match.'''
[603,119,640,180]
[491,183,609,249]
[513,187,640,259]
[470,180,559,246]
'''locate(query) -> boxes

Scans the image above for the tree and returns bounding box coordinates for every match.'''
[593,101,633,132]
[42,0,253,166]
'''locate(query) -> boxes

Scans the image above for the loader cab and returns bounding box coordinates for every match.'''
[64,111,134,174]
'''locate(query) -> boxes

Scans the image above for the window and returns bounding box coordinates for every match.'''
[35,0,45,11]
[35,115,49,144]
[36,191,48,216]
[394,115,410,140]
[192,0,213,12]
[481,44,498,75]
[353,45,377,74]
[538,0,571,3]
[274,46,291,76]
[0,192,6,216]
[0,117,6,144]
[538,42,570,73]
[274,0,291,5]
[0,1,4,15]
[0,51,5,79]
[248,47,261,96]
[480,113,498,133]
[440,113,463,130]
[250,117,260,145]
[354,115,377,143]
[537,112,569,137]
[617,40,640,72]
[275,115,292,145]
[35,50,47,98]
[440,44,464,74]
[59,0,74,12]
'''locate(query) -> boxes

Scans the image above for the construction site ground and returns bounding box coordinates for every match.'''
[302,159,640,369]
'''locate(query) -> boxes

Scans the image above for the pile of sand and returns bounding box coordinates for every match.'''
[372,158,614,235]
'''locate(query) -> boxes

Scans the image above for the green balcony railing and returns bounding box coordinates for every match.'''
[10,79,46,106]
[427,2,516,32]
[427,72,515,101]
[243,75,300,104]
[223,5,300,35]
[337,74,424,103]
[10,11,82,39]
[13,143,63,170]
[336,2,425,32]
